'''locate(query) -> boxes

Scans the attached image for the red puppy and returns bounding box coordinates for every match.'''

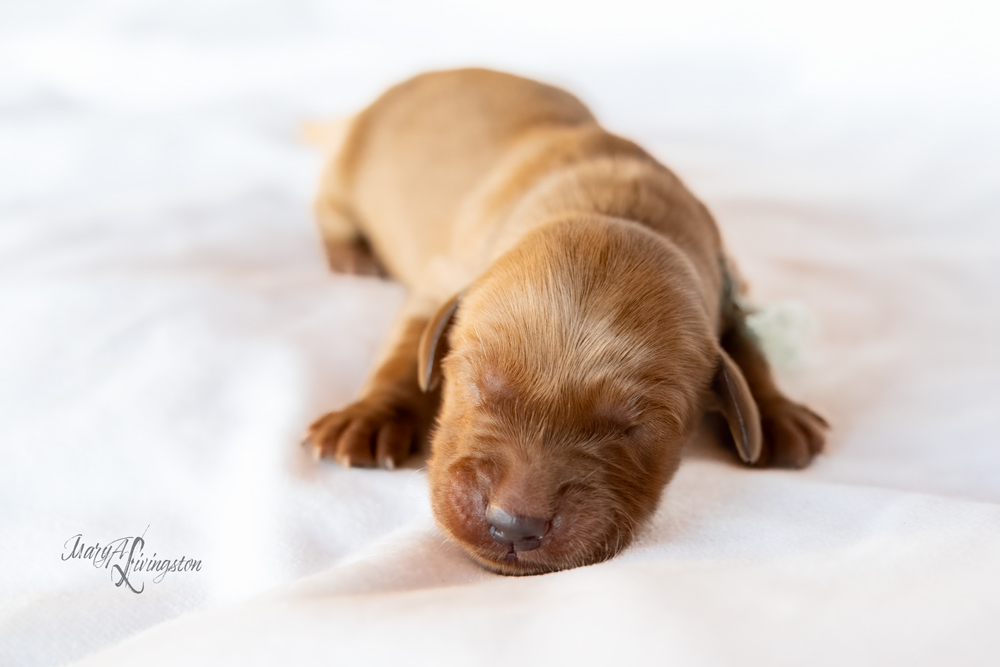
[303,69,828,575]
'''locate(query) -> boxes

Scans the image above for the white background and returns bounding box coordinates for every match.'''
[1,2,999,666]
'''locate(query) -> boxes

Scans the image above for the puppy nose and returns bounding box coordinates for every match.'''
[487,505,550,551]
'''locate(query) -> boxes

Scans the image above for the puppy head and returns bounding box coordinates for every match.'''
[422,217,731,575]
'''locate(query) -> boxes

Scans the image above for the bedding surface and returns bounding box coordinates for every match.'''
[1,1,999,666]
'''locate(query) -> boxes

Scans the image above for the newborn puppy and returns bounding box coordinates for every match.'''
[303,69,828,575]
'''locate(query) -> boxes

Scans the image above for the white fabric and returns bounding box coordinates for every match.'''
[2,1,999,666]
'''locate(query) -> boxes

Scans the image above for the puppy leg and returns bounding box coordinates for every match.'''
[305,115,387,277]
[304,299,439,469]
[314,196,388,278]
[719,313,828,468]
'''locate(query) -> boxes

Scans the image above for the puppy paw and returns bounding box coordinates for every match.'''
[323,238,387,277]
[757,398,829,469]
[303,396,417,469]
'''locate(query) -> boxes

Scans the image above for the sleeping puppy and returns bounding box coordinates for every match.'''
[303,68,828,575]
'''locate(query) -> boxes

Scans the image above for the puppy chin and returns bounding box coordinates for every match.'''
[464,529,627,577]
[442,511,631,577]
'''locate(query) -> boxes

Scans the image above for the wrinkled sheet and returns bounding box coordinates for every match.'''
[1,1,999,666]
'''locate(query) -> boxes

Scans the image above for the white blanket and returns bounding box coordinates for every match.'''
[2,1,999,666]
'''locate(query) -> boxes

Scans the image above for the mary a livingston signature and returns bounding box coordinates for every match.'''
[61,526,202,594]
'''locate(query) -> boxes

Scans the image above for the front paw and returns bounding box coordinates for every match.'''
[323,238,387,277]
[757,398,829,469]
[303,396,417,469]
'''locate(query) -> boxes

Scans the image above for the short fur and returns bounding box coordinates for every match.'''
[303,69,828,575]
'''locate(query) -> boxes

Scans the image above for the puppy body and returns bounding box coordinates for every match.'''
[306,69,827,574]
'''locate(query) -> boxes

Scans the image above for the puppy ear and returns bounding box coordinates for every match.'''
[711,348,763,465]
[418,294,461,392]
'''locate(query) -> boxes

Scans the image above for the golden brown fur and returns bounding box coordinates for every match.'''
[303,68,828,575]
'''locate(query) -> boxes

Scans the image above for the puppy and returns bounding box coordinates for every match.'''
[303,69,828,575]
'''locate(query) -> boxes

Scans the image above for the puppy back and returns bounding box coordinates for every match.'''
[333,69,597,285]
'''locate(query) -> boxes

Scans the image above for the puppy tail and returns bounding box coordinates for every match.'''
[299,115,355,153]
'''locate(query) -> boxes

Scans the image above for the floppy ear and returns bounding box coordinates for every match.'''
[417,294,461,392]
[711,348,763,465]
